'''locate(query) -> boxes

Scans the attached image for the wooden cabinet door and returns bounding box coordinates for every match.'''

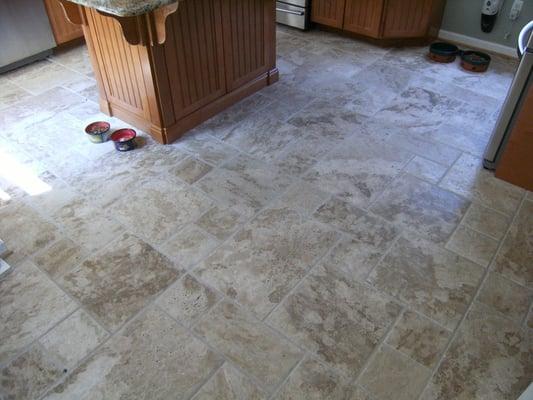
[43,0,83,45]
[343,0,384,38]
[381,0,433,38]
[311,0,346,28]
[221,0,276,91]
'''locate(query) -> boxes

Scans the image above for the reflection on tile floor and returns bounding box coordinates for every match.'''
[0,26,531,400]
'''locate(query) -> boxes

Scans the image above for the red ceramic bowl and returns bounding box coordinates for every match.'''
[110,128,137,151]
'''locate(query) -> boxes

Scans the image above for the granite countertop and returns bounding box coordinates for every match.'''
[66,0,180,17]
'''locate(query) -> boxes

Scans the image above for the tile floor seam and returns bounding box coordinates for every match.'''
[414,190,529,400]
[265,354,307,400]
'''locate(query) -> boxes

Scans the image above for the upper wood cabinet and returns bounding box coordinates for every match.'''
[343,0,384,38]
[311,0,446,42]
[311,0,346,28]
[43,0,84,45]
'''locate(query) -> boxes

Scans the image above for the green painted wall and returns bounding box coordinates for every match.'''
[441,0,533,47]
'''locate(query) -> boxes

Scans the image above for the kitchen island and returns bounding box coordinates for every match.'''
[58,0,278,143]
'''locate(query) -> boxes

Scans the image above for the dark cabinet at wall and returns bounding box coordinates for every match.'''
[311,0,446,42]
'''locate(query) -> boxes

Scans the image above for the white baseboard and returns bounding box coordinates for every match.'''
[438,30,517,58]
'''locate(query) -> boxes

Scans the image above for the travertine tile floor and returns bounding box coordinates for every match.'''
[0,26,531,400]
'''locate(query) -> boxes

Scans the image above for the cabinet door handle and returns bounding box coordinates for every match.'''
[276,8,305,16]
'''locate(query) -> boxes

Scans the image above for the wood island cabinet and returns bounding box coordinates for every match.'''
[311,0,446,43]
[59,0,277,144]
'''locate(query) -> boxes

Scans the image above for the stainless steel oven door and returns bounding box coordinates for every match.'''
[276,1,308,30]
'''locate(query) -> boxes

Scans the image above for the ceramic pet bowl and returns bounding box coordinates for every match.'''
[110,128,137,151]
[85,121,111,143]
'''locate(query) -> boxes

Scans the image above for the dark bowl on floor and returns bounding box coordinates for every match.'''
[85,121,111,143]
[110,128,137,151]
[460,50,491,72]
[429,42,459,63]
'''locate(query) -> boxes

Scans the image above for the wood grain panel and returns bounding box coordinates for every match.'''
[222,0,275,90]
[343,0,384,37]
[161,0,226,120]
[43,0,84,45]
[311,0,346,28]
[496,83,533,190]
[85,8,151,120]
[381,0,432,38]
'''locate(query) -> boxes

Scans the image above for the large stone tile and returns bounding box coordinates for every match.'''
[404,155,448,184]
[368,234,484,329]
[477,272,532,323]
[386,310,451,368]
[40,309,109,369]
[156,274,221,327]
[421,303,532,400]
[51,196,124,253]
[194,301,303,393]
[462,202,511,240]
[111,178,213,245]
[195,205,246,240]
[440,153,524,216]
[170,157,213,184]
[371,174,470,244]
[492,200,533,287]
[44,307,223,400]
[159,224,219,269]
[0,202,58,263]
[49,45,93,76]
[275,357,370,400]
[58,234,181,331]
[0,344,64,400]
[304,137,411,208]
[359,345,431,400]
[273,180,330,217]
[446,225,499,267]
[0,261,77,364]
[0,78,31,110]
[193,364,267,400]
[267,264,401,377]
[196,154,293,217]
[172,134,236,166]
[33,238,87,279]
[195,207,338,318]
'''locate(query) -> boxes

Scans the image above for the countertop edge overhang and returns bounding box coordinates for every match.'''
[63,0,181,17]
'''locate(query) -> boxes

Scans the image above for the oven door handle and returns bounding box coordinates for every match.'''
[276,7,305,16]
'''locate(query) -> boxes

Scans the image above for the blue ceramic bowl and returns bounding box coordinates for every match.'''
[85,121,111,143]
[110,128,136,151]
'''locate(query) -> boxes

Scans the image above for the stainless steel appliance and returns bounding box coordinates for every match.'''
[276,0,310,30]
[0,0,56,73]
[483,20,533,169]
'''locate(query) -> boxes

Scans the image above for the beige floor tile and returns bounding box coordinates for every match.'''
[40,309,108,369]
[50,46,93,76]
[477,272,532,323]
[492,200,533,288]
[0,202,59,263]
[193,364,267,400]
[156,275,221,327]
[272,133,332,176]
[111,178,213,245]
[194,301,303,393]
[172,134,237,166]
[267,264,401,377]
[170,157,213,184]
[303,136,411,208]
[45,307,223,400]
[160,225,219,269]
[195,207,338,318]
[440,153,524,216]
[33,238,87,279]
[368,234,484,330]
[0,344,64,400]
[275,357,370,400]
[273,180,330,216]
[446,225,499,267]
[51,196,124,252]
[371,174,469,244]
[359,346,431,400]
[462,202,511,240]
[421,303,531,400]
[0,79,31,110]
[58,234,181,331]
[196,154,292,217]
[404,155,448,184]
[386,310,451,368]
[195,205,245,240]
[0,261,77,364]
